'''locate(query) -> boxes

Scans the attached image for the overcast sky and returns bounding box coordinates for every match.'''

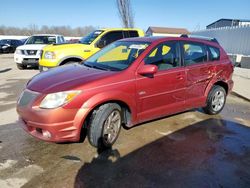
[1,0,250,31]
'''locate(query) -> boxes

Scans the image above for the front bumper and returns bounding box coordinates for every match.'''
[14,54,39,66]
[39,58,58,68]
[16,90,90,142]
[18,117,79,142]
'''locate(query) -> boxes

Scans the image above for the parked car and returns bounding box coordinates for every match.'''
[39,28,144,71]
[14,34,65,70]
[0,39,23,53]
[17,35,234,148]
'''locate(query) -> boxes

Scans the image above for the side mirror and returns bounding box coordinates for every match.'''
[96,40,106,49]
[138,64,158,76]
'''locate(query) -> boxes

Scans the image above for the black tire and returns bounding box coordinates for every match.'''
[88,103,122,148]
[39,66,43,72]
[203,85,226,115]
[17,64,27,70]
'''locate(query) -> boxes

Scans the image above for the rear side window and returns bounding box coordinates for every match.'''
[208,46,220,61]
[183,42,207,65]
[123,31,139,38]
[128,31,139,37]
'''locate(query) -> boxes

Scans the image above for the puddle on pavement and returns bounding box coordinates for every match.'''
[74,118,250,188]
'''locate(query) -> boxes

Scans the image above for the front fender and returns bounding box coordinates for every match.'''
[82,90,137,123]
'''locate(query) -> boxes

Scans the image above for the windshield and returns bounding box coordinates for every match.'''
[83,41,150,71]
[25,36,56,44]
[79,30,104,45]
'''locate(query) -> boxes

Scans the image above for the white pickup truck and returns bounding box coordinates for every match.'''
[14,34,65,69]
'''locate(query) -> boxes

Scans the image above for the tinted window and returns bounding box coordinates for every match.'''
[145,41,181,70]
[129,31,139,37]
[101,31,124,46]
[183,42,207,65]
[208,46,220,61]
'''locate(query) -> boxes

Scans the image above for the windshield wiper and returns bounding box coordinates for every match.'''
[83,63,109,71]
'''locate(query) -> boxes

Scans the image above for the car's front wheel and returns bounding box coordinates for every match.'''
[88,103,122,148]
[203,85,226,115]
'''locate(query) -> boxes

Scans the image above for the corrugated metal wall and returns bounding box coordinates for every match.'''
[192,26,250,55]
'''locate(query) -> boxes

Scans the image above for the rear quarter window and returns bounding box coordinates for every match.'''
[128,31,139,37]
[208,46,220,61]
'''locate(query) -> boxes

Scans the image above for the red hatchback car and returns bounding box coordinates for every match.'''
[17,36,234,148]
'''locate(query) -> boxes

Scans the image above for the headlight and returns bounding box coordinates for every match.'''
[44,51,56,59]
[2,45,8,49]
[40,90,81,109]
[15,49,22,54]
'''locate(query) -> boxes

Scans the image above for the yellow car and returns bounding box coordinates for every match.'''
[39,28,144,71]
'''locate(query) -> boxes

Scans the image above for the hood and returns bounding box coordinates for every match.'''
[17,44,47,50]
[27,64,116,93]
[43,43,89,51]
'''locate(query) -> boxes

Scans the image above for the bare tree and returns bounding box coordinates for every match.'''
[0,25,96,37]
[116,0,134,28]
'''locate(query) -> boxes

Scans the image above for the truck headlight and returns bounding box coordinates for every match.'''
[40,90,81,109]
[15,49,22,54]
[44,51,56,59]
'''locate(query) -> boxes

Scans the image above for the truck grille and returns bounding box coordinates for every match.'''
[18,90,39,107]
[25,50,38,55]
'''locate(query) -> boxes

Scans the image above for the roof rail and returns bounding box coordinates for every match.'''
[180,34,219,43]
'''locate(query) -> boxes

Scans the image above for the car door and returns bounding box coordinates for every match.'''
[136,41,186,122]
[181,41,214,108]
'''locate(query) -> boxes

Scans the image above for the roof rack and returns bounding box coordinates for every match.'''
[180,34,219,43]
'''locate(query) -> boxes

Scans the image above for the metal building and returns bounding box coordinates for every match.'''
[207,19,250,29]
[193,25,250,68]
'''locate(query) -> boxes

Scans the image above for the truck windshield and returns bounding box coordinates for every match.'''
[26,36,56,44]
[79,30,104,45]
[83,41,150,71]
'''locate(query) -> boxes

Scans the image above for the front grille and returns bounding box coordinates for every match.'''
[25,50,38,55]
[18,90,39,107]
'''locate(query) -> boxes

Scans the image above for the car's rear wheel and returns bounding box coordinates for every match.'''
[203,85,226,115]
[17,64,27,70]
[88,103,122,148]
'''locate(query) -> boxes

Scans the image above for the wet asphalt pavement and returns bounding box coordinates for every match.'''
[1,54,250,188]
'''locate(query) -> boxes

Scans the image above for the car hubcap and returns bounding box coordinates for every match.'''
[212,90,225,112]
[102,110,121,144]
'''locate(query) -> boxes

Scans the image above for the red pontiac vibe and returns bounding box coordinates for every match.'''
[17,36,234,148]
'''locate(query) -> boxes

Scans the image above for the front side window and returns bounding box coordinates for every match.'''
[208,46,220,61]
[183,42,207,65]
[26,36,56,44]
[100,31,124,46]
[144,41,181,71]
[84,41,150,71]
